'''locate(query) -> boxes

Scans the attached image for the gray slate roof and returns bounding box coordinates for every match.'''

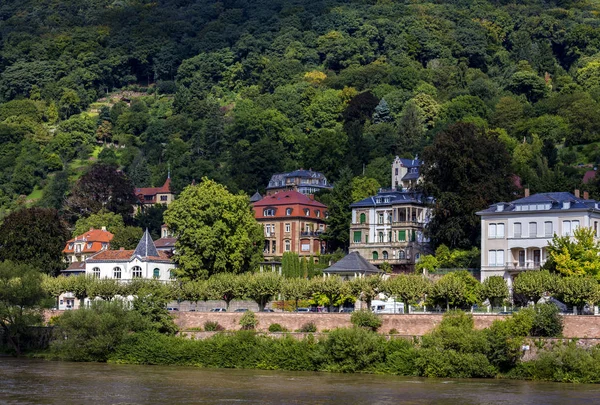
[477,192,599,215]
[134,229,159,258]
[350,190,430,208]
[324,252,382,274]
[250,191,263,203]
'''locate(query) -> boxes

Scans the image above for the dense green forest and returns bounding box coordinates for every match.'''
[2,0,600,247]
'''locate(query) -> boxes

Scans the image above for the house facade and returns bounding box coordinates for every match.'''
[63,227,113,263]
[86,230,175,282]
[252,190,327,260]
[135,177,175,209]
[266,169,332,196]
[392,156,422,190]
[349,191,432,272]
[477,192,600,286]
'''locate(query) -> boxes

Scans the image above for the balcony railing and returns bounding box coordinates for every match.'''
[504,261,543,271]
[300,231,323,237]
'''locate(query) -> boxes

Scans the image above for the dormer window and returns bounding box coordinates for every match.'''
[69,243,74,249]
[286,208,292,216]
[263,208,275,216]
[316,210,320,218]
[87,242,92,249]
[304,208,310,216]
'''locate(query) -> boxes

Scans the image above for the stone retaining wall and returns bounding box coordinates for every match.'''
[44,310,600,338]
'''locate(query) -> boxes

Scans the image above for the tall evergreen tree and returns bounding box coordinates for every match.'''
[322,167,354,252]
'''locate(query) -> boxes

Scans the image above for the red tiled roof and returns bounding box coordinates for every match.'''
[87,249,172,262]
[64,261,86,272]
[583,170,597,184]
[252,190,327,208]
[155,237,177,248]
[135,178,172,197]
[63,229,113,253]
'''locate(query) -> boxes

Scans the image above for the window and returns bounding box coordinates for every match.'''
[514,222,522,238]
[153,268,160,279]
[316,210,320,218]
[395,168,398,175]
[388,214,392,223]
[388,231,392,242]
[488,250,505,267]
[69,243,74,249]
[285,223,291,233]
[398,230,406,241]
[359,213,366,224]
[378,213,384,224]
[372,251,379,260]
[545,222,553,237]
[132,266,142,278]
[529,222,537,238]
[497,223,505,238]
[92,267,100,278]
[160,195,168,201]
[365,234,369,243]
[382,251,388,260]
[169,270,174,279]
[286,208,292,216]
[353,231,362,243]
[263,209,275,216]
[304,208,310,216]
[398,250,406,259]
[284,240,291,252]
[573,220,580,231]
[75,244,81,253]
[272,241,276,254]
[488,223,496,238]
[562,220,572,236]
[113,267,122,279]
[378,232,384,243]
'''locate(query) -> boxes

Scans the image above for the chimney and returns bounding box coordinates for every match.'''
[584,191,589,200]
[575,189,580,198]
[524,188,530,197]
[89,227,94,231]
[119,247,125,251]
[101,226,107,231]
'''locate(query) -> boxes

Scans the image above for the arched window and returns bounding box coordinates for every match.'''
[316,210,320,218]
[92,267,100,278]
[153,268,160,279]
[132,266,142,278]
[372,251,379,260]
[284,240,291,252]
[398,250,406,260]
[286,208,292,216]
[382,251,388,260]
[304,208,310,216]
[113,267,122,279]
[378,232,384,243]
[360,213,366,224]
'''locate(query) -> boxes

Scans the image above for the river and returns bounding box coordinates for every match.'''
[1,357,599,404]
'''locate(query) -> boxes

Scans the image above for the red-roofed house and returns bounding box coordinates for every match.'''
[252,190,327,259]
[63,227,113,264]
[135,177,175,209]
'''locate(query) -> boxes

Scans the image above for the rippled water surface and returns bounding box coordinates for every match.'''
[1,357,599,404]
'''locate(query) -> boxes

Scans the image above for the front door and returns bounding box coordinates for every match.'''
[518,250,525,267]
[533,250,541,267]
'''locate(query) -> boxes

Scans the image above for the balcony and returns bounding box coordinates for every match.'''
[300,231,323,237]
[504,261,543,271]
[264,232,275,238]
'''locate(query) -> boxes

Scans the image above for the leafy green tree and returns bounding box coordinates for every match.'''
[556,276,600,314]
[164,178,263,280]
[64,275,94,309]
[282,277,311,310]
[349,276,384,310]
[88,278,123,301]
[244,272,283,311]
[134,205,167,240]
[39,171,70,210]
[322,168,354,252]
[397,100,425,154]
[0,208,69,275]
[111,226,143,250]
[41,274,67,309]
[480,276,509,307]
[372,99,392,124]
[207,273,244,310]
[72,210,125,236]
[544,227,600,279]
[513,270,557,304]
[350,176,380,203]
[181,280,208,310]
[421,123,514,248]
[311,275,348,312]
[0,261,52,354]
[507,70,548,103]
[429,271,480,310]
[384,274,431,312]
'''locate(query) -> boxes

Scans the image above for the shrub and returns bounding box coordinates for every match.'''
[318,327,387,372]
[530,303,563,337]
[203,321,223,332]
[389,328,399,335]
[298,322,317,333]
[268,323,287,332]
[239,311,258,330]
[350,310,382,331]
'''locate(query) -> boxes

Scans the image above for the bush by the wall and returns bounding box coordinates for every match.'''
[268,323,287,333]
[203,321,223,332]
[297,322,317,333]
[239,311,258,330]
[350,310,382,332]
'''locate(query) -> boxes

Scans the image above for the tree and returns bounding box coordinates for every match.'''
[135,204,168,240]
[349,276,384,310]
[384,274,431,312]
[429,271,480,310]
[480,276,509,307]
[311,275,348,312]
[513,270,557,304]
[0,261,52,354]
[181,280,208,310]
[64,274,94,309]
[111,226,143,250]
[0,208,69,275]
[72,210,125,236]
[397,100,425,154]
[38,171,69,210]
[87,278,123,301]
[544,227,600,279]
[41,274,67,309]
[282,277,311,310]
[244,272,283,311]
[350,176,380,203]
[372,99,392,123]
[556,276,600,314]
[322,168,354,252]
[66,163,137,221]
[421,123,514,248]
[164,178,263,280]
[207,273,244,310]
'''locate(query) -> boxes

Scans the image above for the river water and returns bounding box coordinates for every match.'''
[1,357,599,404]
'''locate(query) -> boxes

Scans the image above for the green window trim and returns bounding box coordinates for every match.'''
[372,251,379,260]
[353,231,362,243]
[153,268,160,278]
[359,213,366,224]
[399,230,406,241]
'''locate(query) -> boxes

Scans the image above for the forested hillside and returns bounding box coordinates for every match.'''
[1,0,600,242]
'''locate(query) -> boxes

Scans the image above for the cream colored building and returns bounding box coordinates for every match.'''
[392,156,422,190]
[477,192,600,287]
